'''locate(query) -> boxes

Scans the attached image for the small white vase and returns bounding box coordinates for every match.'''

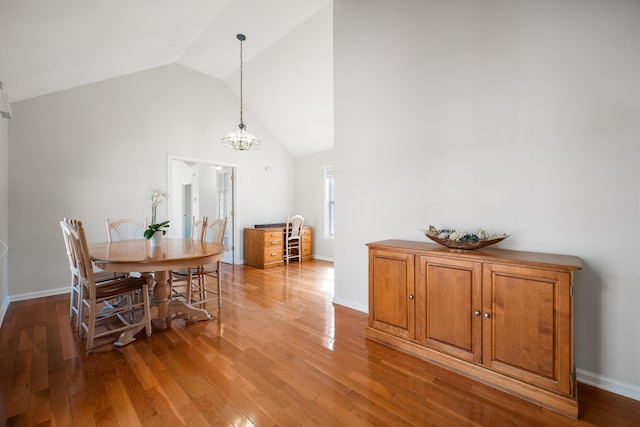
[149,232,163,247]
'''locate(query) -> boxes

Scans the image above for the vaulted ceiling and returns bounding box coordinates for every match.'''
[0,0,333,157]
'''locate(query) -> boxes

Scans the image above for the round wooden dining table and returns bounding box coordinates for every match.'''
[89,238,224,345]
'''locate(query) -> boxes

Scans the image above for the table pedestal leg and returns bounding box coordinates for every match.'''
[153,270,171,328]
[168,300,212,322]
[154,270,211,326]
[114,328,142,347]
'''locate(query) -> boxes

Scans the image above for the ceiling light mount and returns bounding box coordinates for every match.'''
[221,33,261,151]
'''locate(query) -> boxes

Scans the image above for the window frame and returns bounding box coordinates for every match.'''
[323,167,335,240]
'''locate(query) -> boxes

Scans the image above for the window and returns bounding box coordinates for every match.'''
[324,167,335,239]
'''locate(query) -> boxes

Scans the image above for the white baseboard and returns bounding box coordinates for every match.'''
[10,286,68,303]
[312,255,334,262]
[577,368,640,401]
[332,297,367,313]
[0,287,68,329]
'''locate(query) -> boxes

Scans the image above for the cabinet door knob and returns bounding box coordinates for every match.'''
[409,295,414,300]
[474,310,481,316]
[484,312,491,319]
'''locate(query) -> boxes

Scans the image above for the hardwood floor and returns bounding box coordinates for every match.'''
[1,260,639,426]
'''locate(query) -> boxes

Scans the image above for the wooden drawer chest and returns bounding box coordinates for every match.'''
[244,226,312,268]
[300,227,312,260]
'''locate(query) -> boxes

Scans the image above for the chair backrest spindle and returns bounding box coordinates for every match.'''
[106,217,147,242]
[191,216,208,242]
[286,215,304,240]
[206,217,227,246]
[61,219,96,292]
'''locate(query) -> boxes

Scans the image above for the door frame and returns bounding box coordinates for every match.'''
[181,183,193,238]
[216,166,234,264]
[167,155,239,264]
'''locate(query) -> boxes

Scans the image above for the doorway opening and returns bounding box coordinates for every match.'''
[168,156,237,264]
[181,183,192,238]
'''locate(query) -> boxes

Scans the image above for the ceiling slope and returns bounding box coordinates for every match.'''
[0,0,333,156]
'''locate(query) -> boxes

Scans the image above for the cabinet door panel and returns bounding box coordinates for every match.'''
[369,250,414,339]
[483,264,572,395]
[417,256,482,363]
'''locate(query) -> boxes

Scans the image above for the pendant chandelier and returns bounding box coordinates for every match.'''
[221,34,261,151]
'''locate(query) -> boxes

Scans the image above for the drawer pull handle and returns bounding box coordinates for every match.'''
[474,310,481,316]
[408,295,414,300]
[484,313,491,319]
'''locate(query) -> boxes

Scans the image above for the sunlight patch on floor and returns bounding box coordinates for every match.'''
[321,267,334,293]
[323,269,336,351]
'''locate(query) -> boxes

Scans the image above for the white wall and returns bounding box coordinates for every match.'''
[170,159,196,238]
[334,0,640,400]
[8,64,294,299]
[199,167,218,220]
[0,115,8,326]
[294,149,334,261]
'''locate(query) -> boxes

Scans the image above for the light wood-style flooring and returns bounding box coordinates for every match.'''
[1,260,639,426]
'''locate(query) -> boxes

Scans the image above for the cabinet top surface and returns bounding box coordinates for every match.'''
[246,226,311,232]
[367,239,582,271]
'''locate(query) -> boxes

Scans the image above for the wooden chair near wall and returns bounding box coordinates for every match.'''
[61,219,125,332]
[105,217,147,242]
[284,214,304,265]
[105,217,149,283]
[61,219,152,352]
[191,216,208,242]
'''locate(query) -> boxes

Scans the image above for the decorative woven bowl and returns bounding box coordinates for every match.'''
[424,234,508,250]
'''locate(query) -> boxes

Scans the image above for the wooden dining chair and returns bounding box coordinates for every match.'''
[62,219,152,352]
[171,216,208,299]
[105,217,147,242]
[61,219,126,332]
[105,217,149,283]
[284,214,304,265]
[173,217,226,310]
[190,217,227,308]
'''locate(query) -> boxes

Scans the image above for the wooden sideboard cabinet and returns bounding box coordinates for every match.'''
[367,239,582,419]
[244,226,312,269]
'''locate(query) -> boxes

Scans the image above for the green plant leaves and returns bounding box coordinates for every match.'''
[144,220,170,239]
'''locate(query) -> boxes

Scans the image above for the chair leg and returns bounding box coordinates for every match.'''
[69,280,75,321]
[217,261,222,307]
[86,301,96,353]
[198,269,206,307]
[142,284,152,337]
[77,283,85,336]
[186,268,193,305]
[70,276,86,333]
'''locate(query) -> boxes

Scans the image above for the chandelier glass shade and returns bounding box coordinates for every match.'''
[221,124,260,151]
[221,34,261,151]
